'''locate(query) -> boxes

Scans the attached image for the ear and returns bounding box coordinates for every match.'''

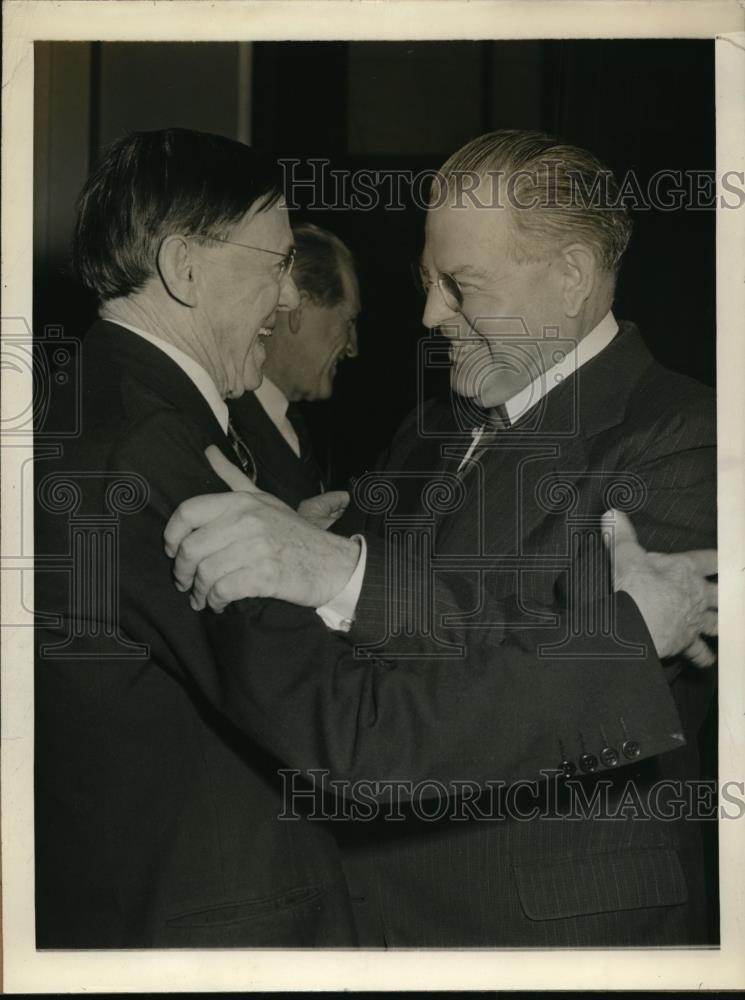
[557,242,597,318]
[287,290,308,334]
[157,235,198,307]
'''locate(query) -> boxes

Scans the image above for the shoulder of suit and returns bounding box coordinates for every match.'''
[631,359,715,425]
[605,361,717,466]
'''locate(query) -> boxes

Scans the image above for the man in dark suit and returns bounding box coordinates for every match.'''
[227,222,360,507]
[35,128,358,947]
[35,127,715,950]
[166,131,718,946]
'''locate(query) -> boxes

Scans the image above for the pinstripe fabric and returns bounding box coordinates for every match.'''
[340,323,716,947]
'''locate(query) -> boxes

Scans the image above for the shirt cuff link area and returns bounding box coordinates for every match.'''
[315,534,367,632]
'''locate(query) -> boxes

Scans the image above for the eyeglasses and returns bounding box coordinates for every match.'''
[413,263,463,313]
[191,235,296,281]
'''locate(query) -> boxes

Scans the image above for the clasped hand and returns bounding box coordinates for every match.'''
[164,448,718,670]
[163,446,359,611]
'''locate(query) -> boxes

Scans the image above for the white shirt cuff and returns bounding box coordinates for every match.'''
[315,534,367,633]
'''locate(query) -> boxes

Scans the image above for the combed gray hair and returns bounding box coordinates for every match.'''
[291,223,357,307]
[435,130,632,273]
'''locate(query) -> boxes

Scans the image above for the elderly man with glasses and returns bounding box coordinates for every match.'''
[35,128,365,948]
[165,130,718,948]
[35,127,716,951]
[226,222,361,508]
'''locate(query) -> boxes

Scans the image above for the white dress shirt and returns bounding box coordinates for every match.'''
[254,376,301,458]
[252,376,366,632]
[504,310,619,425]
[345,310,621,618]
[112,319,230,433]
[458,311,619,472]
[107,319,362,631]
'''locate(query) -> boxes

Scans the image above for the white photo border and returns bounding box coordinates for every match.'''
[2,0,744,991]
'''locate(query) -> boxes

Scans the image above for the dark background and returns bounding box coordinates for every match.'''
[34,39,716,478]
[33,39,719,944]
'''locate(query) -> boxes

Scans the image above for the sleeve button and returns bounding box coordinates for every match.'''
[622,739,641,759]
[600,746,619,767]
[558,759,576,778]
[579,752,598,773]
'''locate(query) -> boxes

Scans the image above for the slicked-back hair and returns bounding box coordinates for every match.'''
[290,223,357,308]
[435,129,632,273]
[72,128,284,301]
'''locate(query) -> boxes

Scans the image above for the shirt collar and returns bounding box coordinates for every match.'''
[109,320,230,434]
[503,310,619,425]
[254,375,290,426]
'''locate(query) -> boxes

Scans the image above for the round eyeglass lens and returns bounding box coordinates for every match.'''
[439,273,462,311]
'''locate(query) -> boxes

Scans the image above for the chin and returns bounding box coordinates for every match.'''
[478,375,527,408]
[450,370,482,400]
[239,369,263,394]
[308,376,333,401]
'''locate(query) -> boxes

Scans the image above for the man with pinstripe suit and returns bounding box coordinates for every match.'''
[166,131,717,945]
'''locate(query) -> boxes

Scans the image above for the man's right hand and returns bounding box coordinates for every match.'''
[164,446,360,612]
[602,509,717,668]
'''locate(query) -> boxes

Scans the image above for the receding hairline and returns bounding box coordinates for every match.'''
[428,131,632,273]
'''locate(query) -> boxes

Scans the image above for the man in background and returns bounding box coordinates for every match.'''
[228,222,360,506]
[36,127,709,949]
[166,130,718,947]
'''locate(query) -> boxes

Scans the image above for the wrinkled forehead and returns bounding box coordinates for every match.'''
[342,266,360,310]
[340,264,361,313]
[424,183,511,266]
[233,197,292,244]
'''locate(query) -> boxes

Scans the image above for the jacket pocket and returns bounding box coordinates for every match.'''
[166,884,325,928]
[513,847,688,921]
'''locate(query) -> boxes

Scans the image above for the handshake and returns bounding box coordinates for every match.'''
[164,445,718,669]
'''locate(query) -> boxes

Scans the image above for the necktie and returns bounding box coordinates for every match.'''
[287,404,325,493]
[456,404,510,477]
[484,403,510,431]
[227,418,257,483]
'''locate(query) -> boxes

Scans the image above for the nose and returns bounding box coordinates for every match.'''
[277,273,300,311]
[422,283,459,331]
[345,324,359,359]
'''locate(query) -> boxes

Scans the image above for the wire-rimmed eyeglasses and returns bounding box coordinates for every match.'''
[412,262,463,313]
[191,235,296,281]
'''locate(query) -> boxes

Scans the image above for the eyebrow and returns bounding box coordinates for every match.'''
[446,264,490,281]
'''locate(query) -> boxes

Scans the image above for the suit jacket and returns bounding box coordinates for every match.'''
[227,390,322,508]
[34,321,687,948]
[34,322,356,947]
[340,322,717,947]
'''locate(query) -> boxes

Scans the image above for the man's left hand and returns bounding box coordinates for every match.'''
[164,446,360,611]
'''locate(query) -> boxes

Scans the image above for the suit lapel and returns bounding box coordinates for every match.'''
[227,391,321,506]
[86,320,235,466]
[433,322,656,556]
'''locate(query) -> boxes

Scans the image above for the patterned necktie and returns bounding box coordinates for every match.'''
[227,418,257,483]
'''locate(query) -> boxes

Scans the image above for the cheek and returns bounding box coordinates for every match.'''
[328,329,347,358]
[450,341,492,384]
[242,279,280,324]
